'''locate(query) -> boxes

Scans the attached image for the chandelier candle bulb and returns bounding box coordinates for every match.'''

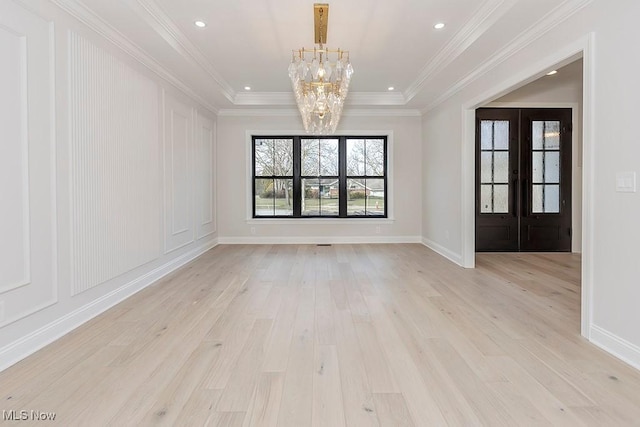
[289,3,353,134]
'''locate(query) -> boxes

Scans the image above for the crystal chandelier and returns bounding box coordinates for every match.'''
[288,3,353,135]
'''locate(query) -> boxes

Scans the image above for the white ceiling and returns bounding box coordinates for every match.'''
[69,0,586,112]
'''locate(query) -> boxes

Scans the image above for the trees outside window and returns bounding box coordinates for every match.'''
[252,136,387,218]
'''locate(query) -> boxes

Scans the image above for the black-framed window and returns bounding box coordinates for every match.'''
[252,136,387,218]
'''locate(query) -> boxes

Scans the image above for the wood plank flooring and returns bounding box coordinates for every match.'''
[2,244,640,426]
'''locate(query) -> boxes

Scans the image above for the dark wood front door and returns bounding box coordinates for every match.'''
[476,108,572,252]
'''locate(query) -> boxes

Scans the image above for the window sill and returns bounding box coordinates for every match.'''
[246,218,395,225]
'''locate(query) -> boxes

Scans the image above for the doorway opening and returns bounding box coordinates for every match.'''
[462,42,591,337]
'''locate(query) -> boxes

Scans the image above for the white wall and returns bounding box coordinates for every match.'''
[217,113,422,243]
[422,1,640,369]
[4,0,639,374]
[0,0,217,371]
[489,59,584,253]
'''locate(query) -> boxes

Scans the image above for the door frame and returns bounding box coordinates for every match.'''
[460,33,595,338]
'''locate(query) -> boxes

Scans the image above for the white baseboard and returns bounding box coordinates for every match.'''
[590,324,640,371]
[0,239,218,373]
[217,236,422,245]
[421,237,463,266]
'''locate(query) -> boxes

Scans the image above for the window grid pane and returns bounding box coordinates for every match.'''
[366,178,385,215]
[301,178,319,216]
[320,139,339,176]
[346,138,386,217]
[254,140,273,176]
[301,178,339,216]
[274,179,293,216]
[365,139,385,176]
[255,138,293,177]
[255,178,275,216]
[346,139,365,176]
[301,139,319,176]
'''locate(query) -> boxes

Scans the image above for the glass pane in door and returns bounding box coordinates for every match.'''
[532,121,560,150]
[544,152,560,183]
[480,184,492,213]
[480,120,510,214]
[493,185,509,213]
[531,120,561,214]
[493,152,509,183]
[532,184,560,213]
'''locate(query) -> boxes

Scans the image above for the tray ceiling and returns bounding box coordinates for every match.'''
[62,0,590,112]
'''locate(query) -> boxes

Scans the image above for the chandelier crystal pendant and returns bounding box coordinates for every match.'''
[288,3,353,135]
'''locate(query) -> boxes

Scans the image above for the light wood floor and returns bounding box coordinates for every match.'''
[2,244,640,426]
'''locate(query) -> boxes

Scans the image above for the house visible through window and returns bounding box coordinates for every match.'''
[252,136,387,218]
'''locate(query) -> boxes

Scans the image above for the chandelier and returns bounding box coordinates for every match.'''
[288,3,353,135]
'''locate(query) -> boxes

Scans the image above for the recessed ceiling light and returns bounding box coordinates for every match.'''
[546,70,558,76]
[388,86,395,91]
[434,22,445,30]
[244,86,251,91]
[194,20,207,28]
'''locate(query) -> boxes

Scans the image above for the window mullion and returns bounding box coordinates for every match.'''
[252,136,256,218]
[293,136,301,217]
[339,137,347,217]
[383,137,388,216]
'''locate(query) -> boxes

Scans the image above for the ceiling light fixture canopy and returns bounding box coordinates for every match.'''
[288,3,353,134]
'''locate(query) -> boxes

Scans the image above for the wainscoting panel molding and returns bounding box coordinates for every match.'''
[0,24,30,294]
[68,31,161,296]
[196,112,215,239]
[163,91,194,252]
[0,1,56,326]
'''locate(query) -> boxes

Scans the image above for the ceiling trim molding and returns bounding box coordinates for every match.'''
[132,0,236,102]
[234,91,408,107]
[218,108,421,117]
[343,109,421,117]
[347,92,408,106]
[51,0,219,114]
[234,92,295,106]
[421,0,594,113]
[218,109,299,117]
[404,0,516,102]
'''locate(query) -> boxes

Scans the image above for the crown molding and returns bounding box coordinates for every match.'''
[421,0,594,113]
[404,0,516,102]
[51,0,219,114]
[234,92,295,106]
[234,91,407,107]
[218,108,420,117]
[344,109,421,117]
[218,108,298,117]
[133,0,235,103]
[347,92,407,106]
